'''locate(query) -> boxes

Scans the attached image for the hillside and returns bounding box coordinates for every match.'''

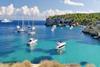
[45,13,100,26]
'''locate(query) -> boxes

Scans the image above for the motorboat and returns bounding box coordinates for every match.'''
[1,19,12,23]
[27,38,38,47]
[56,41,66,54]
[56,41,66,49]
[51,25,56,32]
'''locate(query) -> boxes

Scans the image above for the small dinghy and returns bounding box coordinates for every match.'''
[28,31,36,35]
[69,26,73,30]
[51,25,56,32]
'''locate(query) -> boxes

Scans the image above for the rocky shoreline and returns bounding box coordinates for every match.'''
[45,18,79,27]
[82,22,100,39]
[0,60,95,67]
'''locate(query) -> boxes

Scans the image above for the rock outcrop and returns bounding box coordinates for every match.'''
[82,22,100,39]
[45,18,79,26]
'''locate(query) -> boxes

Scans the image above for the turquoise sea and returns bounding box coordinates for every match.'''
[0,20,100,66]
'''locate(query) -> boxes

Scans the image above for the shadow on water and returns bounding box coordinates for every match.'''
[33,48,47,53]
[0,50,15,58]
[26,48,59,55]
[2,60,18,63]
[77,34,100,46]
[80,61,88,66]
[32,56,53,64]
[0,44,16,57]
[77,39,100,46]
[47,49,59,55]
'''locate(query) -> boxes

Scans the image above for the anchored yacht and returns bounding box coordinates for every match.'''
[27,38,38,50]
[1,19,12,23]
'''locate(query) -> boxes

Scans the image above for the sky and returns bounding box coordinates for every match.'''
[0,0,100,20]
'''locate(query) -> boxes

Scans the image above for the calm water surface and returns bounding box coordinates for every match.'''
[0,21,100,67]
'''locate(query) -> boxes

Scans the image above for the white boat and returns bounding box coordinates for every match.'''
[32,26,36,30]
[56,41,66,49]
[1,19,12,23]
[56,41,66,54]
[17,28,25,32]
[17,25,20,29]
[27,18,36,35]
[16,20,21,30]
[27,20,31,28]
[28,26,36,35]
[70,26,73,30]
[31,19,36,30]
[16,25,21,32]
[17,26,25,32]
[51,25,56,32]
[17,17,26,32]
[28,31,36,35]
[27,38,38,50]
[27,38,37,45]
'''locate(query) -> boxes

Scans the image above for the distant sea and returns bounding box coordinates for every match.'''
[0,20,45,27]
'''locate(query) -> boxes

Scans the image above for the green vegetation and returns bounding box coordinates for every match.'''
[47,13,100,26]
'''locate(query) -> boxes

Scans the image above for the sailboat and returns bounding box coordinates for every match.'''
[31,17,36,30]
[27,16,31,29]
[17,16,25,32]
[16,20,21,31]
[32,19,36,33]
[28,22,36,35]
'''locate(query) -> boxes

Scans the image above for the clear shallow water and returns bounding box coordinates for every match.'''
[0,21,100,66]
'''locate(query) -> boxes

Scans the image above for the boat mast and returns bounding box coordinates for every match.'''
[32,15,34,26]
[27,15,29,26]
[22,15,24,28]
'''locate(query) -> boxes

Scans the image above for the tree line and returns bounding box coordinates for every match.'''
[46,13,100,26]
